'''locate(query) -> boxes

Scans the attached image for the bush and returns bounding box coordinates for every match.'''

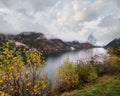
[93,63,107,76]
[54,58,79,92]
[108,47,120,57]
[53,59,98,94]
[0,42,48,96]
[105,55,120,74]
[76,62,98,86]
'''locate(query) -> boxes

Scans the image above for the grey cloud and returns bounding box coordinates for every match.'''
[96,30,120,44]
[0,15,14,33]
[99,15,120,27]
[112,0,120,8]
[72,0,106,22]
[1,0,57,11]
[0,0,120,44]
[96,14,120,44]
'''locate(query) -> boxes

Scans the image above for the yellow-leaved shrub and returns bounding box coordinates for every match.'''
[0,41,48,96]
[54,58,79,92]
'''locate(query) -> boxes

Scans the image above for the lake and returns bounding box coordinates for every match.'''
[42,48,107,80]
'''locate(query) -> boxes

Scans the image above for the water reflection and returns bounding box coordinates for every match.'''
[42,48,107,80]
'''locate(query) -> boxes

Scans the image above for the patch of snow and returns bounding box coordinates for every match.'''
[15,41,28,48]
[70,47,75,51]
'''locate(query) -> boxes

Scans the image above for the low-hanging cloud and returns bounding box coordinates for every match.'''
[0,0,120,44]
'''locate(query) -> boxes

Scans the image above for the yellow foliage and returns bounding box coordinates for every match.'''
[54,58,79,91]
[0,42,48,96]
[0,91,11,96]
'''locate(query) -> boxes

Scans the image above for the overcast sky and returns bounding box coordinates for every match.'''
[0,0,120,45]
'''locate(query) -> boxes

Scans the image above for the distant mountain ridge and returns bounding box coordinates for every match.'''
[0,32,93,56]
[105,38,120,48]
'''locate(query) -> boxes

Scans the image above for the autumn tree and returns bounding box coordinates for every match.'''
[0,41,48,96]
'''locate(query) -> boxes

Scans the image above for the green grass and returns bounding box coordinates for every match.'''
[75,75,120,96]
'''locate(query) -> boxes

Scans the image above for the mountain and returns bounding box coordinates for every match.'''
[0,32,93,56]
[67,41,93,50]
[105,38,120,48]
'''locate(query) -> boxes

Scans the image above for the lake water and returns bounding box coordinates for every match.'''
[42,48,107,80]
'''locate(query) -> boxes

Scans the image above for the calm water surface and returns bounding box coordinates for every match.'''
[42,48,107,80]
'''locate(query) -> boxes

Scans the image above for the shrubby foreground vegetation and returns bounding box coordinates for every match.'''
[0,41,48,96]
[0,40,120,96]
[50,59,98,95]
[49,47,120,96]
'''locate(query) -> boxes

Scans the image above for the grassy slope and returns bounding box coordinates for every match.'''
[75,75,120,96]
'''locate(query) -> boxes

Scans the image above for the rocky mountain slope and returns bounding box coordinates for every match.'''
[0,32,93,56]
[105,38,120,48]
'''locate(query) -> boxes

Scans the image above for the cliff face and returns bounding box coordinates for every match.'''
[0,32,93,56]
[105,38,120,48]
